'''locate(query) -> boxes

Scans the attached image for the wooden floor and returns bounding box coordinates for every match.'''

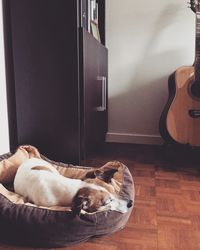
[1,143,200,250]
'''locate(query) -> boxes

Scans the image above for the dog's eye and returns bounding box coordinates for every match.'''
[82,200,89,210]
[104,198,112,206]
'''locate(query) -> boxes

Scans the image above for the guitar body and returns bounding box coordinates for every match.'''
[160,66,200,146]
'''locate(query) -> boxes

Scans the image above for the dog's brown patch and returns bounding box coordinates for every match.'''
[31,166,54,172]
[72,187,111,214]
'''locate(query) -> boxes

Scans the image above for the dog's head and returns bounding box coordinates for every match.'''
[72,187,112,214]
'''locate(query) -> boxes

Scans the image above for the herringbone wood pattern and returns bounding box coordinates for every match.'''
[1,144,200,250]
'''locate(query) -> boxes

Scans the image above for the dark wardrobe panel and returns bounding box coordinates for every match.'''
[3,0,107,164]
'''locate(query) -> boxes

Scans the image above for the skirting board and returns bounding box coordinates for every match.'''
[106,132,164,145]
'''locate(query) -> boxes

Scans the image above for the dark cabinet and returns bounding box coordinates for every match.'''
[81,29,108,158]
[3,0,107,164]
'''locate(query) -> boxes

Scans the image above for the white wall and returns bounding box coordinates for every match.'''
[0,0,9,154]
[106,0,195,144]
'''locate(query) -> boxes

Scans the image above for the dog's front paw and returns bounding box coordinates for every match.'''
[20,145,41,158]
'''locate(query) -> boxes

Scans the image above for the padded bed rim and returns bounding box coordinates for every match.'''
[0,150,134,247]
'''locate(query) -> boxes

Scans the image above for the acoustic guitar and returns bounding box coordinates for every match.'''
[160,0,200,146]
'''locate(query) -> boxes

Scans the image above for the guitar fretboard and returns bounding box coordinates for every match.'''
[195,12,200,80]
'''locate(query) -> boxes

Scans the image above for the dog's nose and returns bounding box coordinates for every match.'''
[127,200,133,208]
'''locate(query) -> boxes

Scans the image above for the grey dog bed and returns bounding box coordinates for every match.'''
[0,145,134,247]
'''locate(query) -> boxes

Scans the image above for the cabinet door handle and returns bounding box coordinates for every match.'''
[103,76,107,111]
[96,76,107,111]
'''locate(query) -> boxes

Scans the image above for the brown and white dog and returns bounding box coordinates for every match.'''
[14,158,131,214]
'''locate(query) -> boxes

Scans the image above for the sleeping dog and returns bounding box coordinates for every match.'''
[14,158,131,214]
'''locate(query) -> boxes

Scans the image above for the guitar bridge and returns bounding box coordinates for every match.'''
[189,110,200,118]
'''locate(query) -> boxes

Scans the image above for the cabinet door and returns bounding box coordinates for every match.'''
[4,0,80,164]
[95,39,108,148]
[81,28,108,158]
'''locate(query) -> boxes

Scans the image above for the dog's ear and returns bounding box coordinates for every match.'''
[95,169,118,183]
[84,170,97,179]
[83,169,118,183]
[72,196,83,216]
[72,190,91,215]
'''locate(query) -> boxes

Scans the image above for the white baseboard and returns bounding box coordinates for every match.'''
[106,132,164,145]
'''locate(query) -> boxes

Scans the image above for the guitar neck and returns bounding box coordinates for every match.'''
[195,12,200,80]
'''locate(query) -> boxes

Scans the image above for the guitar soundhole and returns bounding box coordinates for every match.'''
[190,82,200,98]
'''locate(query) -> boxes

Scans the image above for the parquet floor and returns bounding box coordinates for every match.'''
[1,143,200,250]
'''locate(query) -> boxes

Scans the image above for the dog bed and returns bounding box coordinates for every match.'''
[0,145,134,247]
